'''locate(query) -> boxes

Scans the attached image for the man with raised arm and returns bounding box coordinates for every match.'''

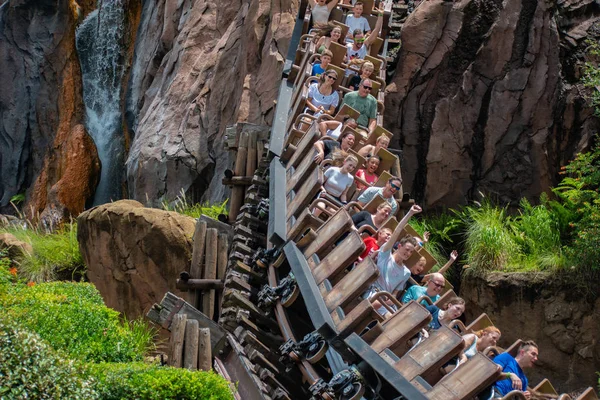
[492,341,539,399]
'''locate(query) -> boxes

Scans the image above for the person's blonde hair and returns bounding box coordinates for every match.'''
[361,61,375,74]
[344,154,358,165]
[330,149,348,167]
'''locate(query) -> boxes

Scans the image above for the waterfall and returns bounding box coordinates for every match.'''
[76,0,127,205]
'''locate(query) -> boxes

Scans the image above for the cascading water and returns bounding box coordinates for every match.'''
[76,0,127,205]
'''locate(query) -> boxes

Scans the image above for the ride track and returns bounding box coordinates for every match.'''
[163,1,599,399]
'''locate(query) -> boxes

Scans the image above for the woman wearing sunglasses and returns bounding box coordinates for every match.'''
[305,71,340,117]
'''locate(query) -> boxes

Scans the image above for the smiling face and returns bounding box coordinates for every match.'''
[343,159,357,173]
[427,274,445,296]
[331,27,342,40]
[377,228,392,244]
[366,157,380,173]
[479,330,501,350]
[340,133,355,150]
[395,242,415,262]
[375,204,392,220]
[376,136,390,149]
[320,54,331,66]
[358,80,372,97]
[410,257,427,275]
[362,65,374,77]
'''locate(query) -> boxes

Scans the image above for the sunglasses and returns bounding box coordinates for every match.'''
[431,281,444,289]
[390,183,401,191]
[326,75,337,80]
[362,85,372,90]
[356,39,366,43]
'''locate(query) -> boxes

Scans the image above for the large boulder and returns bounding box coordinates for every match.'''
[77,200,196,319]
[385,0,600,208]
[125,0,297,206]
[0,233,33,260]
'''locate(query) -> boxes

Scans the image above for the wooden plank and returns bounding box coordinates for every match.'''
[216,232,229,316]
[324,257,379,313]
[170,314,187,367]
[246,131,257,177]
[223,176,254,186]
[311,231,365,284]
[189,220,207,308]
[370,301,432,354]
[425,353,502,400]
[393,326,463,381]
[198,328,212,371]
[202,228,218,319]
[199,215,234,243]
[146,292,227,354]
[229,132,249,223]
[335,298,384,337]
[286,167,323,220]
[302,208,353,259]
[183,319,200,370]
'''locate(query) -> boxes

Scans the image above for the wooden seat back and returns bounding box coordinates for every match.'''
[324,256,379,313]
[370,301,432,355]
[394,326,464,382]
[287,144,318,193]
[405,248,438,275]
[423,353,502,400]
[506,339,522,358]
[286,122,321,169]
[303,208,354,260]
[532,379,558,397]
[367,125,393,146]
[335,297,385,338]
[365,55,382,74]
[311,231,365,284]
[369,37,384,57]
[329,41,347,67]
[334,104,360,122]
[287,167,324,221]
[330,7,345,23]
[325,64,345,89]
[466,313,494,333]
[576,387,600,400]
[287,208,322,242]
[375,148,398,174]
[434,290,458,309]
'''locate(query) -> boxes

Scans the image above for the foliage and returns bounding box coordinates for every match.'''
[0,221,83,282]
[0,281,156,363]
[87,362,235,400]
[9,192,25,205]
[582,40,600,116]
[0,250,15,288]
[0,324,98,399]
[456,199,519,272]
[162,189,228,220]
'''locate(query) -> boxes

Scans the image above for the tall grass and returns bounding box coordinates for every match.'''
[161,189,228,220]
[1,221,83,282]
[459,200,519,271]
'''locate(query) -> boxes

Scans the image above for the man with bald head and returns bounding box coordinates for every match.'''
[341,78,377,133]
[401,273,445,305]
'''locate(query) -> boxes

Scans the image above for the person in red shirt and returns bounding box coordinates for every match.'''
[355,156,380,191]
[359,227,392,260]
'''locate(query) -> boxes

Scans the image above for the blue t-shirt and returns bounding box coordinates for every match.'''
[493,353,528,395]
[311,63,326,77]
[401,285,440,305]
[425,305,441,330]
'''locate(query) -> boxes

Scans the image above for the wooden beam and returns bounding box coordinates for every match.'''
[177,279,224,291]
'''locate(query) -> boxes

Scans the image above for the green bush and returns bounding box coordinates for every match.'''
[88,362,235,400]
[0,281,155,363]
[161,189,228,219]
[0,221,83,282]
[0,324,97,399]
[460,200,519,271]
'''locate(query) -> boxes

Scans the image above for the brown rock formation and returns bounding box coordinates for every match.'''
[385,0,600,208]
[0,232,33,260]
[461,272,600,392]
[77,200,196,318]
[125,0,298,206]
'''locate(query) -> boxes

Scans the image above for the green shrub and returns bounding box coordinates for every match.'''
[161,189,228,219]
[0,324,98,399]
[88,362,235,400]
[460,200,519,271]
[0,221,83,282]
[0,281,155,363]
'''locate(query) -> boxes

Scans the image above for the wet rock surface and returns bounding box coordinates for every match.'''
[126,0,297,206]
[385,0,600,208]
[461,272,600,392]
[77,200,196,319]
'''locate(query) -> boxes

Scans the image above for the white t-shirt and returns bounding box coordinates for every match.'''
[357,187,398,214]
[323,167,354,197]
[367,248,410,314]
[346,43,368,62]
[327,123,343,139]
[311,4,330,25]
[345,15,371,37]
[307,82,339,110]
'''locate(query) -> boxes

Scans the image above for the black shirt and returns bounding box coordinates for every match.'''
[352,211,376,230]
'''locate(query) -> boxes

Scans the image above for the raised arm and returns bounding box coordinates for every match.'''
[308,0,316,8]
[319,120,342,136]
[380,204,422,252]
[364,9,384,47]
[438,250,458,275]
[327,0,341,12]
[368,118,377,134]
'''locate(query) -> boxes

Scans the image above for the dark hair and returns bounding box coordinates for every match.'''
[337,129,355,144]
[394,235,418,250]
[354,1,364,6]
[519,340,538,352]
[388,175,402,186]
[353,28,363,37]
[443,297,466,310]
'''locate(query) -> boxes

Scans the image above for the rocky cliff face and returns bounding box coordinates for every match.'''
[386,0,600,208]
[125,0,297,206]
[461,272,600,392]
